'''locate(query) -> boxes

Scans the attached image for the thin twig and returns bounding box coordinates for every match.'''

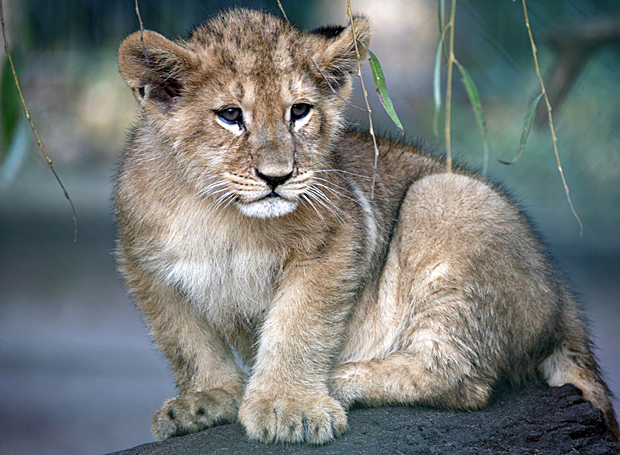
[134,0,150,66]
[444,0,457,174]
[276,0,290,26]
[521,0,583,236]
[0,0,77,241]
[347,0,379,199]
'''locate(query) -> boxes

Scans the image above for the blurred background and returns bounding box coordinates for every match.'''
[0,0,618,453]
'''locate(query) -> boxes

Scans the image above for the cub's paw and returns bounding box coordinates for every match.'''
[238,393,347,445]
[152,389,239,440]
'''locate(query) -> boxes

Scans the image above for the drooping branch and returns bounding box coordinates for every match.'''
[0,0,77,241]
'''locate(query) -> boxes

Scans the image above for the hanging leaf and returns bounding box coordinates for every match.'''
[0,120,30,189]
[1,53,21,153]
[438,0,446,36]
[361,42,405,135]
[455,60,489,174]
[432,25,449,139]
[497,92,543,165]
[455,61,486,136]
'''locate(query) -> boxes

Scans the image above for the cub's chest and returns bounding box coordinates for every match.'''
[155,220,283,326]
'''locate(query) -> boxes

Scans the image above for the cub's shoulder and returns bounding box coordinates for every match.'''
[335,130,446,186]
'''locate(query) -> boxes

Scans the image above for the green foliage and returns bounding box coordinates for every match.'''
[497,93,542,165]
[1,53,21,153]
[432,25,447,139]
[455,60,488,175]
[0,52,31,189]
[363,43,404,135]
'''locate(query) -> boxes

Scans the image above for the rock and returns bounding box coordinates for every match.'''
[107,382,619,455]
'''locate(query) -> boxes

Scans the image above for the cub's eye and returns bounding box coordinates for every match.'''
[217,107,243,124]
[290,103,312,122]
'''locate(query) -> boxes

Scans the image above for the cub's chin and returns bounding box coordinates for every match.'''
[236,195,299,219]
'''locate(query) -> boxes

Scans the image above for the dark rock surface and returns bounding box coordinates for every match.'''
[108,382,619,455]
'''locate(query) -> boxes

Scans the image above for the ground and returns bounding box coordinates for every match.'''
[110,382,619,455]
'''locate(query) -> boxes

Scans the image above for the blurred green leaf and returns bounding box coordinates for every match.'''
[455,60,489,174]
[497,92,543,165]
[362,43,404,135]
[0,119,30,189]
[1,53,21,155]
[438,0,445,34]
[455,61,486,137]
[432,26,449,139]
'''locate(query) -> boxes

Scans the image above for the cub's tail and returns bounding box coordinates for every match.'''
[539,335,619,442]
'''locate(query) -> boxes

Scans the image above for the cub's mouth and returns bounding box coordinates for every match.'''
[221,170,313,219]
[236,192,299,219]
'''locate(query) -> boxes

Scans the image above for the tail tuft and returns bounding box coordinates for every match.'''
[540,342,619,442]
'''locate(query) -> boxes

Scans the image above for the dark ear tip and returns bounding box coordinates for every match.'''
[309,25,347,39]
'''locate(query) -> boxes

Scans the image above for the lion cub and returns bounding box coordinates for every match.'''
[115,8,618,444]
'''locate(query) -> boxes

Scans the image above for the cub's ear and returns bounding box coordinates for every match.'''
[118,30,196,114]
[310,16,371,89]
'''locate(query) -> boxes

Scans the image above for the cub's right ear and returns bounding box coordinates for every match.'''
[309,16,372,97]
[118,31,196,114]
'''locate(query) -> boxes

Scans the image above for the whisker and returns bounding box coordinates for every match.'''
[318,189,355,223]
[300,193,329,228]
[312,177,352,196]
[306,191,337,223]
[198,187,228,200]
[312,180,359,207]
[209,192,236,213]
[196,181,230,199]
[305,186,352,224]
[314,168,373,180]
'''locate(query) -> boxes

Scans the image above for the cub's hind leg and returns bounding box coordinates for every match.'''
[330,316,496,411]
[332,173,558,413]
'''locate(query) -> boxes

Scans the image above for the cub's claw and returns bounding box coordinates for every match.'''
[152,390,239,440]
[238,393,347,444]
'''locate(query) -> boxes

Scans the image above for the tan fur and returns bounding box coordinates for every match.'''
[115,8,618,444]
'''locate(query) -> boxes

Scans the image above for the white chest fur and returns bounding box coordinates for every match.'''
[150,209,282,330]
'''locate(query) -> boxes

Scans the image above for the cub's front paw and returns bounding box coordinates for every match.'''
[238,393,347,444]
[152,389,239,440]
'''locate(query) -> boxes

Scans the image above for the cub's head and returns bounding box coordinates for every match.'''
[118,8,371,218]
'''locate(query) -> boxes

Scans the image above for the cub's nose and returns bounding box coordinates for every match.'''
[256,169,294,190]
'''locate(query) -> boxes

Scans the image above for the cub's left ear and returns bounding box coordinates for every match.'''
[310,16,372,87]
